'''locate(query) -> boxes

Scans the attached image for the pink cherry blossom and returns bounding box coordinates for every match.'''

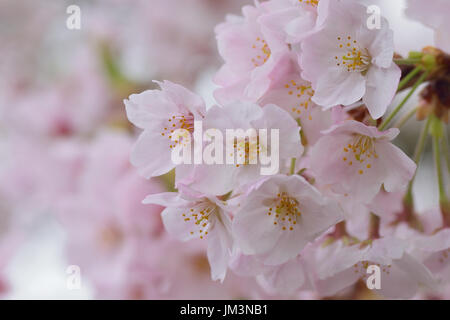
[411,229,450,284]
[310,120,416,205]
[256,51,343,145]
[125,80,206,178]
[180,101,303,195]
[143,186,233,282]
[306,237,435,299]
[229,249,312,297]
[214,2,288,105]
[259,0,330,44]
[233,175,343,266]
[300,0,401,119]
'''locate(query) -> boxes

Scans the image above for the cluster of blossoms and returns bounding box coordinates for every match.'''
[125,0,450,299]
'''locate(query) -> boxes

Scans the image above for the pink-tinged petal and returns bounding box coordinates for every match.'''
[307,241,366,296]
[259,229,311,265]
[161,206,201,241]
[312,71,366,108]
[315,0,331,28]
[310,133,354,183]
[363,64,401,119]
[214,64,242,87]
[374,262,418,299]
[414,229,450,252]
[213,77,250,106]
[233,200,283,256]
[207,215,233,282]
[394,253,436,289]
[216,11,262,74]
[366,22,395,69]
[130,130,175,178]
[259,5,316,44]
[154,80,205,118]
[142,192,189,207]
[186,163,239,196]
[124,91,178,129]
[260,256,306,294]
[314,268,360,297]
[376,142,416,193]
[205,102,262,131]
[229,250,264,277]
[322,120,399,140]
[316,241,369,279]
[251,104,303,159]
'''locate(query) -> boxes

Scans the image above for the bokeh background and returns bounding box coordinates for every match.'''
[0,0,445,299]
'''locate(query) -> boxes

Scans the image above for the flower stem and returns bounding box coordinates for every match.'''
[290,158,296,175]
[397,66,422,92]
[442,126,450,175]
[432,125,449,206]
[379,70,429,131]
[404,116,431,205]
[394,58,422,65]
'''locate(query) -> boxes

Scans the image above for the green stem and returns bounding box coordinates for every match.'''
[394,58,422,65]
[433,131,449,205]
[404,116,431,204]
[397,66,422,92]
[290,158,296,175]
[394,107,418,129]
[379,71,429,131]
[442,126,450,175]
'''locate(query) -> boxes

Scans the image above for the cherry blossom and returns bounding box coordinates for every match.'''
[307,237,435,299]
[182,101,303,195]
[143,186,233,282]
[310,120,416,205]
[214,2,288,105]
[300,0,401,119]
[259,0,330,44]
[233,175,343,266]
[125,80,206,178]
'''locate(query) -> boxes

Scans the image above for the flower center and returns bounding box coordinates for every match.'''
[335,36,371,73]
[182,202,217,240]
[285,79,315,120]
[251,37,271,67]
[342,135,378,175]
[161,113,194,149]
[266,192,301,231]
[298,0,319,7]
[233,134,263,167]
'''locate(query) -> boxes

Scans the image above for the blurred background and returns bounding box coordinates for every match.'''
[0,0,446,299]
